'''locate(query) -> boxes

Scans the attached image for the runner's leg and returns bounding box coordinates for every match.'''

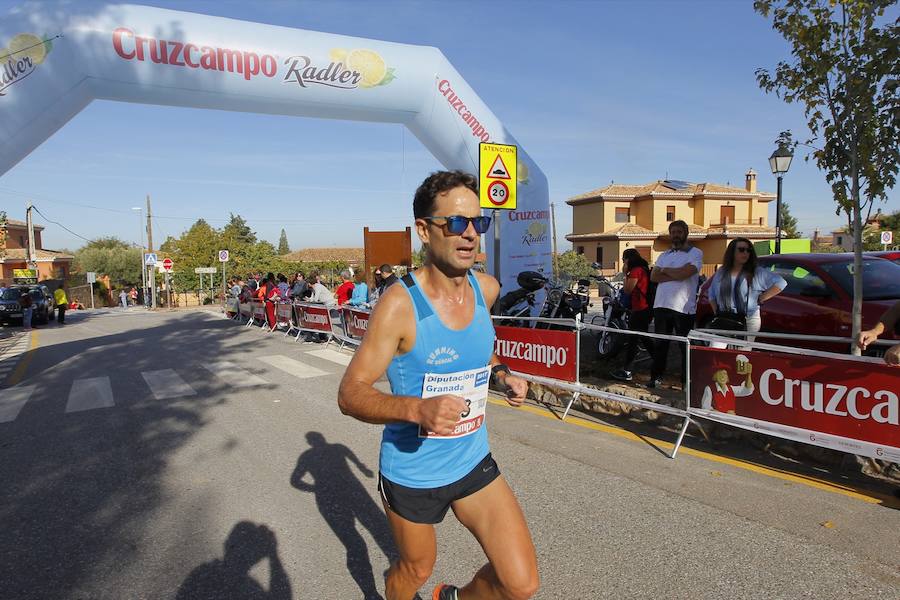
[450,476,539,600]
[383,503,437,600]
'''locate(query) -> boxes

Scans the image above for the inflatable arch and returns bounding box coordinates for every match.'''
[0,2,551,287]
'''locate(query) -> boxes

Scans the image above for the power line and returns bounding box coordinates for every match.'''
[31,205,94,243]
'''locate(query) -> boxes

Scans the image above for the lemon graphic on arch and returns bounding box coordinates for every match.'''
[0,47,10,62]
[517,160,530,184]
[8,33,47,65]
[329,47,348,64]
[527,222,546,237]
[347,48,388,88]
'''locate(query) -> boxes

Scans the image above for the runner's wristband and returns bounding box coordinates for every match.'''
[491,363,511,383]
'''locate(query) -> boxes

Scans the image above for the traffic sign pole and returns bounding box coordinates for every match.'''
[478,142,517,281]
[493,208,501,281]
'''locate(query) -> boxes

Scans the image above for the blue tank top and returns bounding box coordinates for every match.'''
[380,270,494,488]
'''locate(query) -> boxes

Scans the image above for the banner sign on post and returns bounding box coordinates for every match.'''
[493,325,578,382]
[688,347,900,461]
[479,142,517,210]
[13,268,37,284]
[342,307,371,339]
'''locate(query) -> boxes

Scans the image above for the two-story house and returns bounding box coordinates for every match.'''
[0,218,73,286]
[566,169,777,274]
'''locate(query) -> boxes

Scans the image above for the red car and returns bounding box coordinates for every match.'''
[866,250,900,265]
[696,253,900,353]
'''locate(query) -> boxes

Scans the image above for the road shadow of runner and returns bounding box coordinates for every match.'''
[291,431,397,600]
[175,521,292,600]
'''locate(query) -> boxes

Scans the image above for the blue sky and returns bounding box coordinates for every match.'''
[1,0,896,252]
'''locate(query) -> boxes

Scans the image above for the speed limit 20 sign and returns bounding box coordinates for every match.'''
[479,142,517,210]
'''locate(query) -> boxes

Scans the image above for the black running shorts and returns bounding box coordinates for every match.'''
[378,453,501,524]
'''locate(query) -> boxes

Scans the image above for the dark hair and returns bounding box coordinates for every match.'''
[669,220,689,235]
[378,264,393,275]
[721,237,757,277]
[413,170,478,218]
[622,248,649,272]
[277,273,287,283]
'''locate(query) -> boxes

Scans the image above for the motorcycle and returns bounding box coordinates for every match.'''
[594,294,630,358]
[493,271,591,328]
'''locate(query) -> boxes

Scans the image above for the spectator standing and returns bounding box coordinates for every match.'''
[375,264,398,298]
[305,271,334,342]
[649,220,703,387]
[54,285,68,324]
[129,287,137,306]
[858,300,900,365]
[348,270,369,307]
[610,248,653,382]
[707,238,786,349]
[261,273,279,329]
[277,273,290,301]
[19,290,33,330]
[290,272,308,301]
[230,279,242,298]
[119,289,128,309]
[335,270,355,306]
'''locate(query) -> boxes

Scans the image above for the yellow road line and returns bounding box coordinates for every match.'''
[6,331,39,386]
[489,397,891,505]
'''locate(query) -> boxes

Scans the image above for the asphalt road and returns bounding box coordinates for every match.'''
[0,309,897,599]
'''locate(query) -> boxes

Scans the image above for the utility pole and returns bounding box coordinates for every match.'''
[25,202,36,271]
[146,195,157,309]
[550,202,559,279]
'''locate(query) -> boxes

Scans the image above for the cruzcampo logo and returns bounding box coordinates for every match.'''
[0,33,53,96]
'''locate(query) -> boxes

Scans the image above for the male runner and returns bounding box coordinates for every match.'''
[338,170,539,600]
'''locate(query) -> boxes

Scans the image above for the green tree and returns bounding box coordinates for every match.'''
[278,229,290,255]
[411,247,427,267]
[161,219,221,290]
[556,250,593,281]
[222,213,256,246]
[755,0,899,351]
[779,202,802,238]
[74,237,142,286]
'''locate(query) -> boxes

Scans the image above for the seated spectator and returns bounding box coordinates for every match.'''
[335,270,355,306]
[348,271,369,307]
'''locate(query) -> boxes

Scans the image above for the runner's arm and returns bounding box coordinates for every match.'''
[337,285,468,429]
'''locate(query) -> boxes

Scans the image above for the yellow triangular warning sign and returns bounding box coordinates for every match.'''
[486,154,511,180]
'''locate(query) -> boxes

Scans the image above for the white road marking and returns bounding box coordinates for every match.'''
[257,354,329,379]
[142,369,197,400]
[0,385,36,423]
[66,376,115,413]
[203,361,268,387]
[305,348,352,366]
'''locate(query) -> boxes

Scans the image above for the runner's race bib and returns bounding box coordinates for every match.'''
[418,366,490,439]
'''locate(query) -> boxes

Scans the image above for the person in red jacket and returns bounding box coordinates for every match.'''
[259,273,279,330]
[335,270,355,306]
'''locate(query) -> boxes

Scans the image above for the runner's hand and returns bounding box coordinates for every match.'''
[503,374,528,407]
[416,394,468,435]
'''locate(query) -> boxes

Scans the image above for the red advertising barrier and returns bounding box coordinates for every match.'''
[689,347,900,461]
[342,306,370,339]
[275,303,293,326]
[295,303,333,333]
[494,325,578,382]
[251,301,266,323]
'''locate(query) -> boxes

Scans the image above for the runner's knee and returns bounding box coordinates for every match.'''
[499,568,539,600]
[396,557,434,587]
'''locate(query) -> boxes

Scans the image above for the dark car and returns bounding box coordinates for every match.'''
[0,286,52,326]
[696,253,900,353]
[0,287,25,324]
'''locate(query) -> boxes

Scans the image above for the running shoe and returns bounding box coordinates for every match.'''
[432,583,459,600]
[609,368,633,382]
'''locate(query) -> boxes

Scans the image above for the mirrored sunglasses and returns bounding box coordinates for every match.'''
[422,215,492,235]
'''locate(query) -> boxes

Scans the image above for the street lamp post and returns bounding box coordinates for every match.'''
[768,143,794,254]
[132,207,146,307]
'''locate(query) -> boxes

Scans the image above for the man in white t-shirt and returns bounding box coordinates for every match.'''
[649,220,703,387]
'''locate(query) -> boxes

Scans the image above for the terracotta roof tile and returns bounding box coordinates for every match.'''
[0,248,73,261]
[282,248,364,264]
[567,179,775,204]
[1,218,44,230]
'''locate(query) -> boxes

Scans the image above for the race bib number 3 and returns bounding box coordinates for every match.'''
[418,366,490,439]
